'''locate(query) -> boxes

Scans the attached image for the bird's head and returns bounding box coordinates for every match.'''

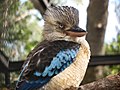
[43,6,87,43]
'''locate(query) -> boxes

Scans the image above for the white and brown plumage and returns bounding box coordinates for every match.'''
[16,6,90,90]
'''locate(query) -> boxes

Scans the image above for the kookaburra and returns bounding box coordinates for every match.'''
[16,6,90,90]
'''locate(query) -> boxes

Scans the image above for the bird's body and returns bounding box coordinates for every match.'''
[40,39,90,90]
[16,6,90,90]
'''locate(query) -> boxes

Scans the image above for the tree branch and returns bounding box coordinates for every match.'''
[79,73,120,90]
[30,0,47,16]
[65,73,120,90]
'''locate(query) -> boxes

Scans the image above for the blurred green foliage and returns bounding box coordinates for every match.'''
[105,0,120,75]
[105,33,120,55]
[0,0,43,61]
[0,0,43,88]
[105,33,120,75]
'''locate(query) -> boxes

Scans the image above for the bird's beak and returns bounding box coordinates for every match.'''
[65,26,87,37]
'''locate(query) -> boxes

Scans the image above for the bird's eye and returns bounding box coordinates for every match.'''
[57,21,65,29]
[59,24,64,29]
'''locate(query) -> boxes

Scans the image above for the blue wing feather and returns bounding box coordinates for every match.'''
[16,41,80,90]
[41,47,79,76]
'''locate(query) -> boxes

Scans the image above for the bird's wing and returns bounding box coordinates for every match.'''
[16,40,80,90]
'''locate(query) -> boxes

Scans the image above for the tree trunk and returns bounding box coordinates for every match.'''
[86,0,108,55]
[83,0,109,84]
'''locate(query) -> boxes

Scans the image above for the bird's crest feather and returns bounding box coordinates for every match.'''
[44,6,79,27]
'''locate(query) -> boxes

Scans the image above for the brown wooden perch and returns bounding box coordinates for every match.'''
[65,72,120,90]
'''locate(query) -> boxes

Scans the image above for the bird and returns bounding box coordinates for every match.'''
[16,6,90,90]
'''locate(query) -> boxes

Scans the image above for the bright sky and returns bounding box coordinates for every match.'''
[105,0,119,43]
[21,0,120,43]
